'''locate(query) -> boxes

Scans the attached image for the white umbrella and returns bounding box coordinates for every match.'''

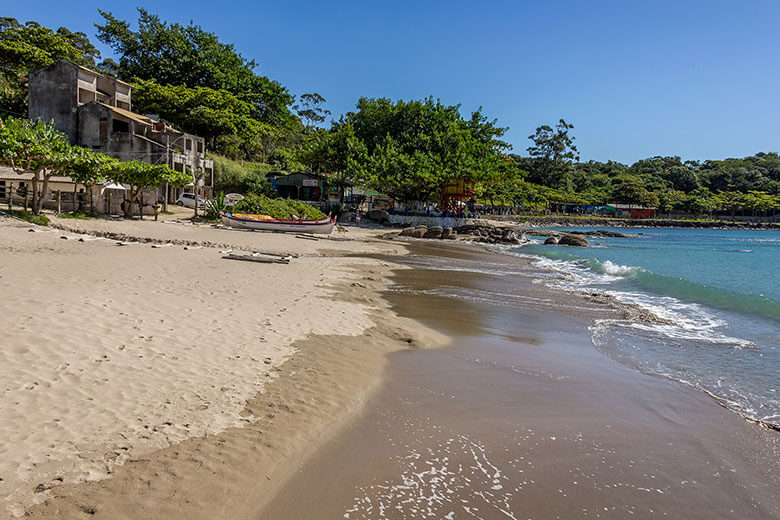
[101,182,127,194]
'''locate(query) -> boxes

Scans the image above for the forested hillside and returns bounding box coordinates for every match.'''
[1,11,778,216]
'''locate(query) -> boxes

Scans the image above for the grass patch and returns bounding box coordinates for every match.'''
[2,209,50,226]
[59,212,99,220]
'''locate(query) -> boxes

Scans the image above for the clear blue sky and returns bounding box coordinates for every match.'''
[6,0,780,163]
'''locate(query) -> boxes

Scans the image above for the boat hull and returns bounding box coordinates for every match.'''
[220,212,336,234]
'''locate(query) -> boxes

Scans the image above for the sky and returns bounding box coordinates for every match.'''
[5,0,780,163]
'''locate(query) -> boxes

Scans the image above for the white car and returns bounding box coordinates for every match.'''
[176,193,207,208]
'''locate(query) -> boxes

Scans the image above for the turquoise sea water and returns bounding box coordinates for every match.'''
[513,228,779,427]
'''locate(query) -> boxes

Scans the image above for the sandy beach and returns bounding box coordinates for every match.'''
[0,212,444,518]
[1,214,777,519]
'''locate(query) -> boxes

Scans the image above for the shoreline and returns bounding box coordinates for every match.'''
[0,215,445,519]
[260,239,779,519]
[477,215,779,230]
[3,217,777,518]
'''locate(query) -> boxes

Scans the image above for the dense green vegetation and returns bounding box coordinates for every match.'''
[0,117,189,215]
[232,194,326,220]
[0,17,101,116]
[306,97,509,203]
[211,156,276,196]
[1,11,778,218]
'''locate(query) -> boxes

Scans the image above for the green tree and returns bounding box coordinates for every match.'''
[321,97,509,203]
[610,174,650,208]
[526,119,579,187]
[130,79,276,156]
[658,189,687,216]
[0,117,73,214]
[95,9,294,126]
[106,160,189,218]
[294,93,331,133]
[685,187,716,217]
[0,17,101,115]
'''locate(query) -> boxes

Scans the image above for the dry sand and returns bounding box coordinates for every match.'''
[0,212,445,518]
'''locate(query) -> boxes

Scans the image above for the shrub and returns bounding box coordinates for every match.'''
[59,212,98,220]
[205,192,227,221]
[241,169,275,197]
[2,209,49,226]
[233,194,326,220]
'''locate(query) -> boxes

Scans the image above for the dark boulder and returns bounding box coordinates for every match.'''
[543,236,559,245]
[423,226,444,239]
[411,226,427,238]
[399,226,416,237]
[441,227,457,239]
[558,234,590,247]
[366,210,391,225]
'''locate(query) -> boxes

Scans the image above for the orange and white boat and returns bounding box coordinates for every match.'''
[220,211,336,234]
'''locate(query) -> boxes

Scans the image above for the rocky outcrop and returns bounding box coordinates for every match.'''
[569,230,635,238]
[557,234,590,247]
[423,226,444,239]
[543,236,559,245]
[526,229,634,238]
[411,226,427,238]
[366,210,391,225]
[454,223,528,245]
[441,228,456,239]
[399,226,416,237]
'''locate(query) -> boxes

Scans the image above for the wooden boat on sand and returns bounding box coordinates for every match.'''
[220,211,336,234]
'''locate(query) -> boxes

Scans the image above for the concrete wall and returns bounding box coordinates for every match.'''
[28,61,80,143]
[387,215,476,229]
[78,103,167,165]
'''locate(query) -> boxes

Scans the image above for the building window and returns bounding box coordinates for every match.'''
[0,180,5,199]
[78,88,95,105]
[78,70,97,83]
[197,141,203,153]
[185,139,192,151]
[112,119,130,133]
[100,118,108,141]
[116,101,130,110]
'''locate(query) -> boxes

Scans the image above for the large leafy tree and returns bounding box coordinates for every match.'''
[95,9,294,126]
[0,117,114,214]
[323,97,509,202]
[0,117,73,214]
[106,160,189,218]
[0,17,100,116]
[129,79,280,157]
[526,119,579,187]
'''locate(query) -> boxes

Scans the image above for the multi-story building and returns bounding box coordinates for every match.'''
[24,59,213,206]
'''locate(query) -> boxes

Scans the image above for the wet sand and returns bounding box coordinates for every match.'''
[260,241,779,519]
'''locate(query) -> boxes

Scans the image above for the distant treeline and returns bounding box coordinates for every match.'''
[1,13,778,215]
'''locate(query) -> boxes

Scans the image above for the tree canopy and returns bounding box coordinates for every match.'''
[317,97,510,202]
[0,17,101,116]
[95,9,294,126]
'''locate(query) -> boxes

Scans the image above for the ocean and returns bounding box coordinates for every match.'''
[261,239,780,519]
[512,227,779,428]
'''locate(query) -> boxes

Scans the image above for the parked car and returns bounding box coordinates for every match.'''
[176,193,207,208]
